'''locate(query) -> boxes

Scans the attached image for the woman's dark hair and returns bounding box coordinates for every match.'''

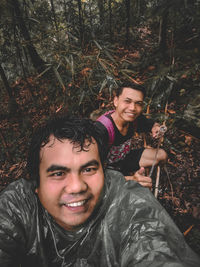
[115,80,146,98]
[27,116,105,186]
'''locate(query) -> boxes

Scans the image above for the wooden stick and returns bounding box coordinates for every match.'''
[154,166,160,198]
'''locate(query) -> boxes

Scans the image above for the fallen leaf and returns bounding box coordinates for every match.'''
[185,136,192,146]
[148,65,155,71]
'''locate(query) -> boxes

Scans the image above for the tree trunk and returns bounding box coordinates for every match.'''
[136,0,140,17]
[108,0,112,42]
[0,64,13,99]
[97,0,105,29]
[158,11,168,58]
[14,27,29,78]
[11,0,46,73]
[50,0,58,31]
[63,0,69,24]
[0,64,19,114]
[77,0,84,48]
[125,0,130,46]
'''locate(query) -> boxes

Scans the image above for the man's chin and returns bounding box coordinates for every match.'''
[124,115,137,121]
[57,215,90,231]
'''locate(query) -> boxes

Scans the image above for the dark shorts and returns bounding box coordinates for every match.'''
[107,148,145,176]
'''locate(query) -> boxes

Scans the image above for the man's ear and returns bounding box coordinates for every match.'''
[35,188,38,194]
[113,96,118,108]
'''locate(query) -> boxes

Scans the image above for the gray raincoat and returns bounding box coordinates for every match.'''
[0,169,199,266]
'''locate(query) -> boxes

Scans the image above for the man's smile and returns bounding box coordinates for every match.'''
[124,111,137,117]
[125,111,136,114]
[60,198,91,213]
[66,200,87,207]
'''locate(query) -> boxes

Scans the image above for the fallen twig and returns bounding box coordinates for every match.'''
[184,224,194,236]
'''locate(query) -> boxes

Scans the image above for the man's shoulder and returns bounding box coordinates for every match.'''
[96,111,115,127]
[1,178,35,193]
[0,178,37,207]
[105,169,146,199]
[95,111,115,145]
[105,169,163,211]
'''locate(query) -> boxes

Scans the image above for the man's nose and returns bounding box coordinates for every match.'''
[64,173,88,194]
[130,102,136,110]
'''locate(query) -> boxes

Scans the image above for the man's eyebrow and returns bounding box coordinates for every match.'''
[46,165,69,173]
[124,97,143,103]
[46,160,99,173]
[80,160,99,171]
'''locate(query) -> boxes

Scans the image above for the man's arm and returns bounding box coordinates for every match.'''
[0,203,25,266]
[0,182,31,266]
[118,182,200,266]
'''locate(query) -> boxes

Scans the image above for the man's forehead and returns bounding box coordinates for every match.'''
[39,136,100,170]
[121,87,144,97]
[40,135,98,152]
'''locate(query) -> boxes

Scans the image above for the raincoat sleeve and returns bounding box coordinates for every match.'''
[0,194,26,266]
[0,180,37,267]
[120,208,200,267]
[113,176,200,267]
[99,170,199,267]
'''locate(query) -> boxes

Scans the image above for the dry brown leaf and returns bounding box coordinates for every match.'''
[185,136,192,146]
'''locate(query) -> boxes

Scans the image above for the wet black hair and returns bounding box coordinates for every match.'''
[115,80,146,98]
[27,115,106,186]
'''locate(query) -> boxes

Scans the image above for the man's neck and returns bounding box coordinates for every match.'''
[111,112,129,135]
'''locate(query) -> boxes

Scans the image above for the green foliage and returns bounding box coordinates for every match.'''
[0,0,199,122]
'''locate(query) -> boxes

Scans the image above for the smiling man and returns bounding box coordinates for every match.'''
[95,81,168,188]
[37,135,104,231]
[0,116,199,267]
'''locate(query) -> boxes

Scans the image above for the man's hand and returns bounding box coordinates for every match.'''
[125,167,152,189]
[151,123,167,139]
[151,123,161,138]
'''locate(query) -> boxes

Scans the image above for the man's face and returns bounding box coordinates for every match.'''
[114,87,144,122]
[36,136,104,231]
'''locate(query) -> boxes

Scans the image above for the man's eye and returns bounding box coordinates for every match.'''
[124,99,131,103]
[83,167,97,174]
[50,171,64,177]
[135,102,143,106]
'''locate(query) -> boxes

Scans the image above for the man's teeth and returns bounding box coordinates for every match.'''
[125,112,135,115]
[67,200,86,207]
